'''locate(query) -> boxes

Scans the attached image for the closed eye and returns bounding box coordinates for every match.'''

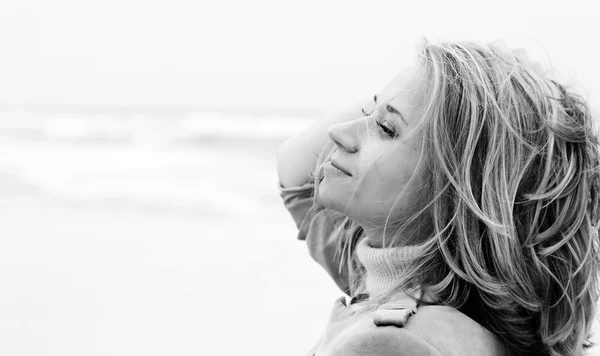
[362,105,399,139]
[376,119,398,138]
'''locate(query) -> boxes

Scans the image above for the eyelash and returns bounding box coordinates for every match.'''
[361,107,399,139]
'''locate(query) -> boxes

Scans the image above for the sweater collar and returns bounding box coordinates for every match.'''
[355,237,422,299]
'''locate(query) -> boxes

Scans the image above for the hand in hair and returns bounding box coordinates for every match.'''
[489,39,546,77]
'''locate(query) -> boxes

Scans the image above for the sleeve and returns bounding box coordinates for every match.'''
[279,177,356,295]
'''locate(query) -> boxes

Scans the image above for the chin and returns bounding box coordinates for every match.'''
[318,183,353,215]
[317,182,341,210]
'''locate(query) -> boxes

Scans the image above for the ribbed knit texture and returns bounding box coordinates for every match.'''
[355,237,422,299]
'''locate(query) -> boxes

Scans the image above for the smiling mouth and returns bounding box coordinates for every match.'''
[330,160,352,176]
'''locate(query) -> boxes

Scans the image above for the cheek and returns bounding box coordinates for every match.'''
[360,149,415,187]
[357,154,417,210]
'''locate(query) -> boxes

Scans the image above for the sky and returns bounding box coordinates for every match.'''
[0,0,599,112]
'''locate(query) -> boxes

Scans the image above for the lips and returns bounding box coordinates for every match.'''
[330,159,352,176]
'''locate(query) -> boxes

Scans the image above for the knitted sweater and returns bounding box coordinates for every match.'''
[279,181,507,355]
[306,238,508,356]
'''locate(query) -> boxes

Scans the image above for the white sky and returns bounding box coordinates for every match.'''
[0,0,598,112]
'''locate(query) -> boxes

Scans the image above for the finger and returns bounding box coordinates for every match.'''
[489,40,516,63]
[512,47,545,75]
[513,47,531,62]
[490,39,509,51]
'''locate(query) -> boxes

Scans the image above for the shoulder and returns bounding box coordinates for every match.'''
[330,326,441,356]
[404,306,506,355]
[330,306,507,356]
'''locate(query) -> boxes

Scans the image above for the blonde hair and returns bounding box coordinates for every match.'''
[309,39,600,356]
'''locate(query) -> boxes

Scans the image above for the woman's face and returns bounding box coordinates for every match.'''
[318,60,427,239]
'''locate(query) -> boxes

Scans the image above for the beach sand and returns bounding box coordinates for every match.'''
[1,112,599,355]
[0,182,342,355]
[0,122,343,355]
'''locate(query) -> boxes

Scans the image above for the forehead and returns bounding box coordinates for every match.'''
[375,60,427,126]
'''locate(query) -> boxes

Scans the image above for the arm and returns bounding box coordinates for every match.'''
[276,99,371,295]
[279,176,356,294]
[276,99,372,188]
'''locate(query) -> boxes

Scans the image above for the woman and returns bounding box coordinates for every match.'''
[277,39,600,356]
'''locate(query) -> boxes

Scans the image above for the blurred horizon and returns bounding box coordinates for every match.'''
[2,1,600,355]
[0,103,328,118]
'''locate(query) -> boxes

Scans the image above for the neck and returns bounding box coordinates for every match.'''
[355,237,422,298]
[361,222,422,249]
[360,205,433,248]
[360,226,391,248]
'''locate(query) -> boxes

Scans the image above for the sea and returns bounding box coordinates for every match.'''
[0,107,598,355]
[0,107,319,215]
[0,107,346,356]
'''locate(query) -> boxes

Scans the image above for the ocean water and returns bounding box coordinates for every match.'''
[0,109,347,356]
[0,108,315,210]
[0,109,599,355]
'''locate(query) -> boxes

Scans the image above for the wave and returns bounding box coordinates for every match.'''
[0,109,315,146]
[0,108,304,211]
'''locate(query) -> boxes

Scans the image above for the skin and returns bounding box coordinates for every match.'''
[318,58,429,248]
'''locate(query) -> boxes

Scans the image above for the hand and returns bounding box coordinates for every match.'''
[489,40,546,77]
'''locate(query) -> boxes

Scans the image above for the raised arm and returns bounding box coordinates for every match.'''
[276,99,372,295]
[276,99,372,188]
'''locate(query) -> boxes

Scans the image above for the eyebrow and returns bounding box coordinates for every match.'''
[373,95,408,126]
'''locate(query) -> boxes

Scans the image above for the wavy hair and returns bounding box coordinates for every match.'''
[308,39,600,356]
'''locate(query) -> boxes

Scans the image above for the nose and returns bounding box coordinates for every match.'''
[327,120,360,153]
